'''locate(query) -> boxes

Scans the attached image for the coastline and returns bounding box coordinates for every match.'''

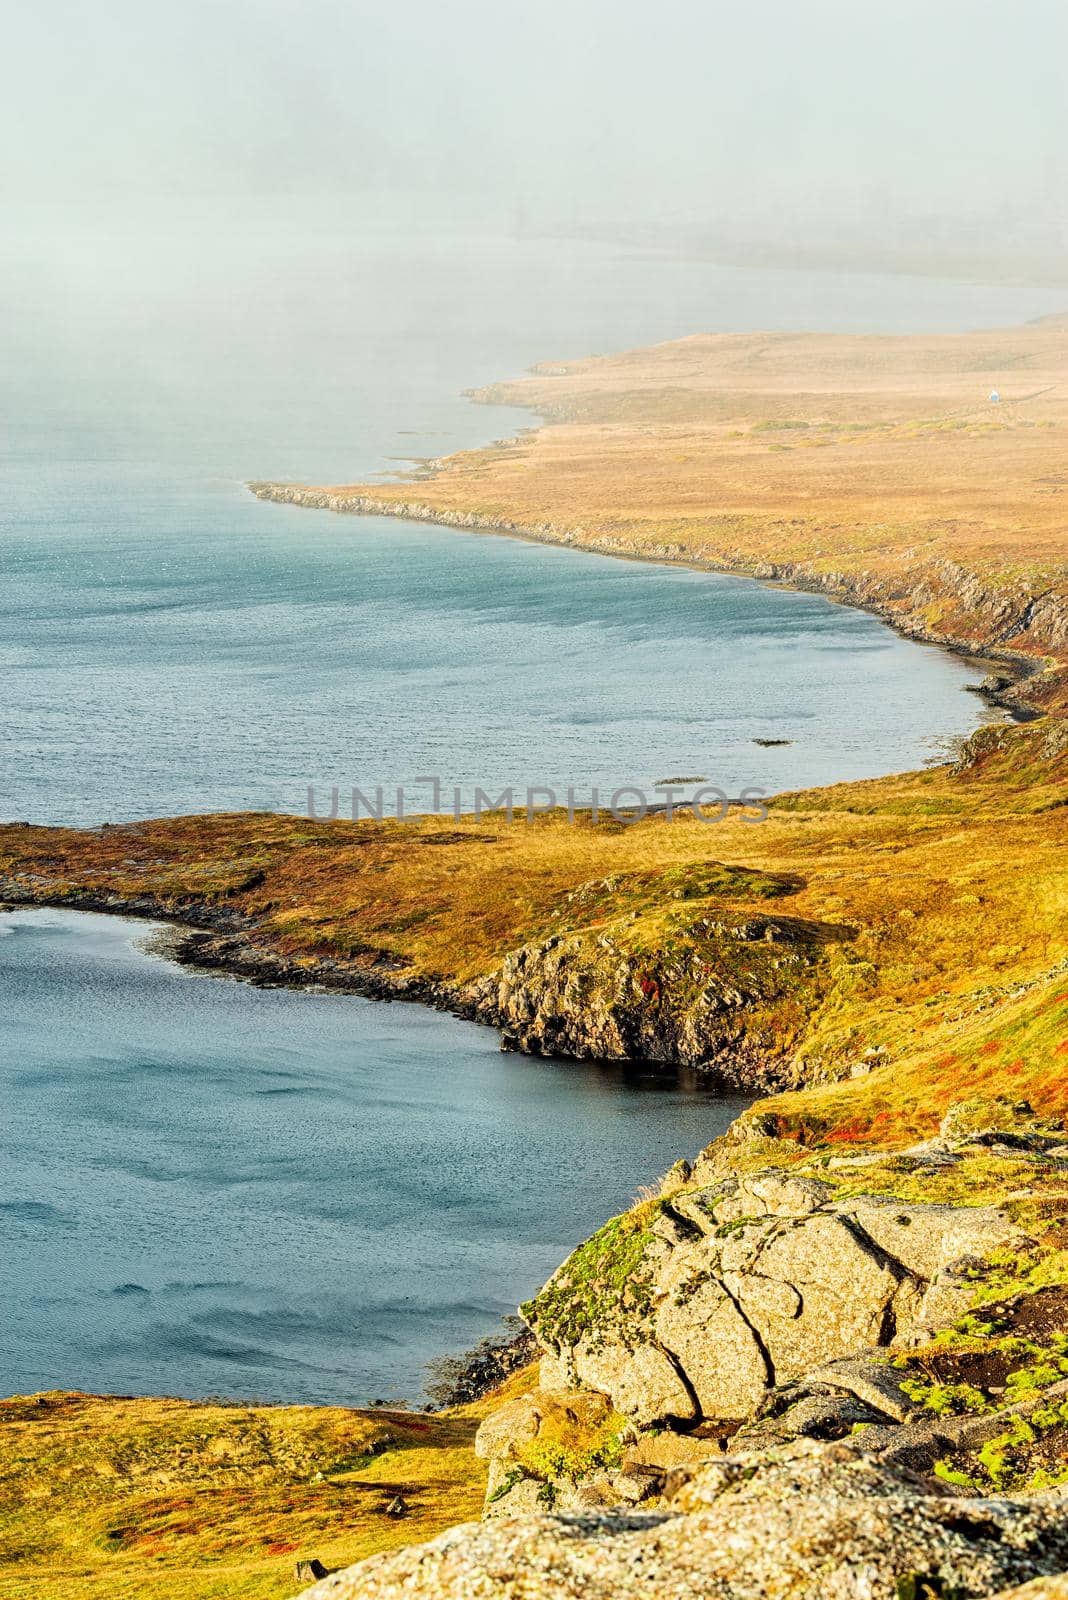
[4,319,1066,1110]
[247,317,1068,724]
[2,708,1066,1123]
[5,335,1068,1600]
[0,879,798,1098]
[247,480,1045,722]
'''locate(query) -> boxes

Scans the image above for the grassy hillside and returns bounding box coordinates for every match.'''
[0,1377,534,1600]
[5,317,1068,1592]
[1,721,1066,1142]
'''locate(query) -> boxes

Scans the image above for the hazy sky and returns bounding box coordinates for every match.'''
[5,0,1066,236]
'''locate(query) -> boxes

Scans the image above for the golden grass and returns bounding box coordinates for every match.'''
[451,322,1068,578]
[5,320,1067,1593]
[2,723,1066,1146]
[0,1373,536,1600]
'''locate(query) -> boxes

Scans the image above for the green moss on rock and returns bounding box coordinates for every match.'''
[522,1207,660,1352]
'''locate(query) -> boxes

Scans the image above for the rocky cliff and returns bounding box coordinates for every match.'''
[523,1166,1025,1428]
[293,1100,1068,1600]
[467,894,844,1090]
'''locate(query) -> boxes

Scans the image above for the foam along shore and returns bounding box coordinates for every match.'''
[249,315,1068,721]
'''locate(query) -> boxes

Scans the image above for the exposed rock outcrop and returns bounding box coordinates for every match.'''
[293,1441,1068,1600]
[469,918,833,1089]
[0,871,845,1094]
[523,1169,1025,1427]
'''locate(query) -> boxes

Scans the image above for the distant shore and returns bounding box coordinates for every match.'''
[248,315,1068,722]
[248,479,1041,723]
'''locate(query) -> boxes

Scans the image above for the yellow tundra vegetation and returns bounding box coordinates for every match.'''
[0,1374,535,1600]
[256,316,1068,715]
[3,319,1068,1595]
[1,721,1065,1145]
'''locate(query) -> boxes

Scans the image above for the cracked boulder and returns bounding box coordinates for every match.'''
[523,1169,1025,1426]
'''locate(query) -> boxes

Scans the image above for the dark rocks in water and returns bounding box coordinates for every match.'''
[295,1557,328,1584]
[965,672,1044,722]
[753,737,792,746]
[425,1320,539,1408]
[968,673,1015,697]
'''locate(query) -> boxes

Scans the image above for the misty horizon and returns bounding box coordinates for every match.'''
[4,0,1066,274]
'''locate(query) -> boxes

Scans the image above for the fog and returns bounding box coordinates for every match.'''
[4,0,1066,266]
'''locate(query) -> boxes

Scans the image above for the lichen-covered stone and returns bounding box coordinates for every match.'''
[523,1170,1024,1427]
[561,1337,697,1427]
[654,1279,768,1419]
[292,1442,1068,1600]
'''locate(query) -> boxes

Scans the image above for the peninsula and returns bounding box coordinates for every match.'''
[251,316,1068,720]
[3,319,1068,1600]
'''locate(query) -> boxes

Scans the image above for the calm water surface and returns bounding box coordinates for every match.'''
[2,217,1061,822]
[2,216,1063,1401]
[0,908,746,1403]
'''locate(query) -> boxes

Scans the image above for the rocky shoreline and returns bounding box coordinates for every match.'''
[2,717,1063,1114]
[0,877,462,1000]
[0,879,814,1096]
[247,481,1057,723]
[425,1322,540,1409]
